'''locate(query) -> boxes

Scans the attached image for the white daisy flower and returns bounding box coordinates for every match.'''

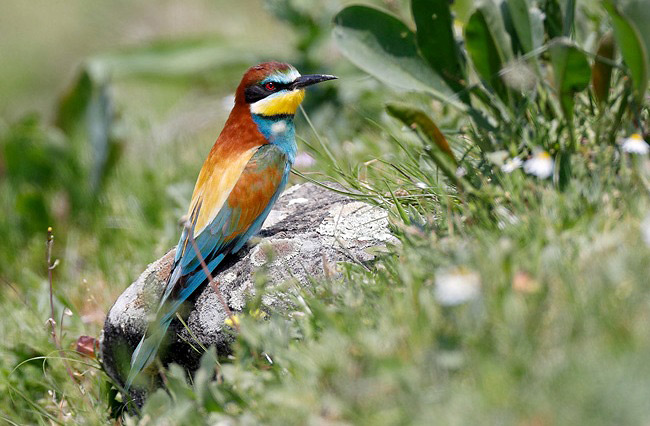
[434,267,481,306]
[621,133,649,154]
[501,157,523,173]
[524,151,554,179]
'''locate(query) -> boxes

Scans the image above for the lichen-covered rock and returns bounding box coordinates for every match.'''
[100,182,396,405]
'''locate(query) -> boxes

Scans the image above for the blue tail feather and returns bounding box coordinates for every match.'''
[126,253,227,389]
[125,317,173,390]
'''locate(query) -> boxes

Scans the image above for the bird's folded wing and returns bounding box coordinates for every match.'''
[160,144,289,319]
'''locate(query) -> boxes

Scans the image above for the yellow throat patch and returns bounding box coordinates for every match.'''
[250,89,305,116]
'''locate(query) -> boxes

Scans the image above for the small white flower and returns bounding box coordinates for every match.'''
[621,133,649,154]
[524,151,554,179]
[455,166,467,178]
[270,120,287,135]
[434,267,481,306]
[501,157,523,173]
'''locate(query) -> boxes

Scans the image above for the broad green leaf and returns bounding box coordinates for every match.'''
[506,0,534,53]
[619,0,650,74]
[543,0,563,39]
[86,82,120,191]
[464,1,513,102]
[541,0,575,38]
[505,0,544,54]
[529,5,546,52]
[499,1,520,53]
[333,6,464,110]
[604,0,649,104]
[562,0,576,36]
[591,32,615,106]
[549,38,591,120]
[412,0,466,94]
[55,69,93,134]
[54,69,122,192]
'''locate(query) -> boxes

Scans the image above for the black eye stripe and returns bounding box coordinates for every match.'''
[244,81,293,104]
[244,85,267,103]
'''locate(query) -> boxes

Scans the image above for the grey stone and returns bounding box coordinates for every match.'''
[99,182,396,406]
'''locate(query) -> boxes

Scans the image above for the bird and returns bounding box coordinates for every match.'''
[126,62,336,389]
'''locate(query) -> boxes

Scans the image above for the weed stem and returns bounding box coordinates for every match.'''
[46,227,77,383]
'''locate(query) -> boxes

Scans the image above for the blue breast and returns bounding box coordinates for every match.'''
[251,114,297,164]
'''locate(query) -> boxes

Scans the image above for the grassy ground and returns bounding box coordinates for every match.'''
[2,0,650,424]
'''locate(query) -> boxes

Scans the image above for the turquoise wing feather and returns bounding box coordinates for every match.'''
[126,144,290,389]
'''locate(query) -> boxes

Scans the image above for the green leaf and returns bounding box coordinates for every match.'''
[549,38,591,120]
[604,0,649,105]
[464,1,513,102]
[141,389,173,416]
[385,103,474,191]
[386,102,457,164]
[506,0,544,53]
[333,5,464,110]
[619,0,650,73]
[86,82,118,191]
[55,68,122,193]
[451,0,474,23]
[554,150,572,191]
[55,69,93,134]
[506,0,533,53]
[562,0,576,36]
[529,5,545,52]
[543,0,563,39]
[412,0,466,94]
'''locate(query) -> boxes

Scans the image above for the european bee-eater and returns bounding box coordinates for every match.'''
[127,62,336,388]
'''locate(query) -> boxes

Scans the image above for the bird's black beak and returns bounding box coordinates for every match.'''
[292,74,337,89]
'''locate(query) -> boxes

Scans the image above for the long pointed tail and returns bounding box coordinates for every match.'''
[125,317,173,390]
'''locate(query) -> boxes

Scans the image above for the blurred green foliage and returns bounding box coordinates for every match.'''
[0,117,83,270]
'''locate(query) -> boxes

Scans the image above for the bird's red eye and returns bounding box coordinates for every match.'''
[264,82,276,91]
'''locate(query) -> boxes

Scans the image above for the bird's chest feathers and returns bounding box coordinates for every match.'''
[251,114,297,163]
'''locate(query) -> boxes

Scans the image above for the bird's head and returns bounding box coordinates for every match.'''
[235,62,336,117]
